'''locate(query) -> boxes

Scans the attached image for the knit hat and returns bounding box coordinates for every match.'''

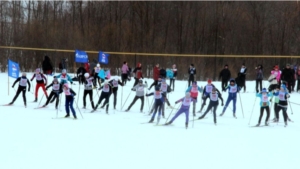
[97,63,100,67]
[224,64,228,67]
[36,68,40,73]
[62,69,67,74]
[22,72,26,76]
[280,84,286,90]
[53,78,58,83]
[212,87,217,92]
[139,79,143,83]
[261,88,267,93]
[207,79,212,83]
[63,83,69,88]
[230,78,235,83]
[161,79,166,83]
[190,64,194,67]
[84,73,89,78]
[185,92,190,97]
[286,63,290,67]
[155,86,160,91]
[192,81,197,85]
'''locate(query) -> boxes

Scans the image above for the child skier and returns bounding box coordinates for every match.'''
[146,86,167,124]
[199,79,220,113]
[125,79,147,113]
[31,68,48,102]
[63,83,77,119]
[8,73,31,107]
[56,69,73,85]
[198,87,224,125]
[92,81,113,114]
[109,77,124,109]
[165,92,196,128]
[185,81,203,116]
[83,73,95,109]
[42,77,62,109]
[272,84,290,126]
[220,78,241,118]
[254,88,272,126]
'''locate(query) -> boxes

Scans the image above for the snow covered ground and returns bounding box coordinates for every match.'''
[0,73,299,169]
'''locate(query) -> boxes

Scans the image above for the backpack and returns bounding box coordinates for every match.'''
[59,62,63,69]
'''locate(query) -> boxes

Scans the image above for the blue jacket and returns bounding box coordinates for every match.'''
[166,69,174,79]
[98,69,106,80]
[56,74,72,84]
[225,84,240,98]
[256,92,273,107]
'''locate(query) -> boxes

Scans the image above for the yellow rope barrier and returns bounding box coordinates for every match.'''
[0,45,299,58]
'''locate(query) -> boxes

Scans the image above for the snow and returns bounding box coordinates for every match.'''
[0,73,299,169]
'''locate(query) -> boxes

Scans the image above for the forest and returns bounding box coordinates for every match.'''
[0,1,300,80]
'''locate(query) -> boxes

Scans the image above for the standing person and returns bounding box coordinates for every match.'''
[170,64,177,91]
[7,73,31,107]
[62,83,77,119]
[254,88,272,126]
[238,63,247,92]
[185,81,203,116]
[56,69,73,85]
[159,67,166,79]
[188,64,196,86]
[281,63,294,93]
[220,78,240,118]
[94,63,101,87]
[42,55,53,75]
[198,79,220,113]
[121,61,129,85]
[31,68,48,102]
[42,77,62,109]
[76,64,87,85]
[272,84,290,126]
[255,64,264,93]
[271,65,281,85]
[59,58,68,72]
[165,92,197,128]
[219,64,231,92]
[92,81,113,114]
[296,67,300,92]
[146,86,167,124]
[89,59,97,75]
[132,62,143,88]
[109,77,124,109]
[197,87,224,125]
[125,79,147,113]
[148,63,160,90]
[84,60,90,74]
[82,73,95,109]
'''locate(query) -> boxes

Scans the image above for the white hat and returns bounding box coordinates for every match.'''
[84,73,89,78]
[97,63,100,67]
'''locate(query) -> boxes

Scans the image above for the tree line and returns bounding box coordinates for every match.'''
[0,1,300,80]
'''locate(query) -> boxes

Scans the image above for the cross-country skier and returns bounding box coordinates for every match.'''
[220,78,241,118]
[82,73,95,109]
[92,81,113,114]
[165,92,196,128]
[125,79,147,113]
[149,63,160,90]
[94,63,101,87]
[254,88,272,126]
[188,64,196,86]
[56,69,73,85]
[8,73,31,107]
[31,68,48,102]
[198,87,224,125]
[272,84,291,126]
[63,83,77,119]
[109,77,124,109]
[185,81,203,116]
[146,86,167,124]
[198,79,220,113]
[42,77,62,109]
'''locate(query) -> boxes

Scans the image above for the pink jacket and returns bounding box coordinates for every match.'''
[271,70,281,82]
[122,64,129,74]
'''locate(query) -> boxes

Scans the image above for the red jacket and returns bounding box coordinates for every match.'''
[153,66,160,80]
[84,63,90,74]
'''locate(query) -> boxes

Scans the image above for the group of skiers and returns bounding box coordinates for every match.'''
[5,56,296,128]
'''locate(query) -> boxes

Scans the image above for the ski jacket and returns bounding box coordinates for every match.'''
[256,92,273,107]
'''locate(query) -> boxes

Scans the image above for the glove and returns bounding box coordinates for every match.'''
[131,88,136,91]
[269,99,272,102]
[286,94,290,98]
[175,101,178,104]
[12,86,14,88]
[71,82,73,84]
[221,103,224,106]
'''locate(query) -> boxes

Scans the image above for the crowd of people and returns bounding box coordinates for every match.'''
[5,55,297,128]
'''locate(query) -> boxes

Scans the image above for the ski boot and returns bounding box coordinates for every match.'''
[24,102,27,108]
[198,115,205,120]
[65,114,70,118]
[185,122,188,129]
[125,109,130,112]
[8,102,13,105]
[265,121,269,126]
[284,121,288,127]
[255,123,260,127]
[219,112,224,116]
[165,121,172,125]
[149,118,154,123]
[74,115,77,119]
[140,110,143,113]
[233,113,237,118]
[82,106,86,109]
[33,98,38,102]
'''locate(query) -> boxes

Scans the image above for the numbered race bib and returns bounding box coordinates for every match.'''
[61,75,67,81]
[138,86,144,92]
[279,93,285,100]
[36,74,42,81]
[86,79,93,86]
[95,67,100,73]
[210,93,218,101]
[161,84,167,92]
[182,98,191,106]
[230,86,237,93]
[154,92,161,99]
[206,85,212,93]
[64,89,71,95]
[262,95,268,102]
[273,71,278,77]
[191,87,198,93]
[103,85,110,92]
[53,84,60,90]
[20,78,27,86]
[113,80,118,87]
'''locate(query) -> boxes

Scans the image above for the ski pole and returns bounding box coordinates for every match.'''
[248,96,257,125]
[74,98,83,119]
[121,86,123,110]
[37,93,45,108]
[165,102,181,124]
[76,82,81,108]
[238,92,244,118]
[121,91,132,110]
[287,99,294,115]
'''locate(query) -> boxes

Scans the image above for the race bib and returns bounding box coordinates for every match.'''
[103,85,110,92]
[113,80,118,87]
[64,89,71,95]
[53,84,60,90]
[230,86,237,93]
[182,98,191,106]
[154,92,161,99]
[138,86,144,92]
[210,93,218,101]
[20,79,27,86]
[36,74,42,81]
[262,95,268,102]
[279,93,285,100]
[161,84,168,92]
[206,85,212,93]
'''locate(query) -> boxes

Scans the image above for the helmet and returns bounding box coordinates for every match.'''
[230,78,235,83]
[84,73,89,78]
[62,69,67,74]
[207,79,212,83]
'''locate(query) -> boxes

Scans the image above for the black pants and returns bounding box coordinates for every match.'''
[83,90,95,109]
[297,79,300,91]
[170,78,175,90]
[268,84,277,92]
[11,86,26,104]
[95,93,111,111]
[199,101,218,123]
[149,80,158,90]
[93,74,101,87]
[44,91,59,108]
[275,105,288,122]
[133,78,139,87]
[258,107,270,124]
[121,73,128,85]
[221,79,228,91]
[256,79,262,93]
[188,75,195,86]
[112,89,119,108]
[127,96,144,111]
[78,75,85,85]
